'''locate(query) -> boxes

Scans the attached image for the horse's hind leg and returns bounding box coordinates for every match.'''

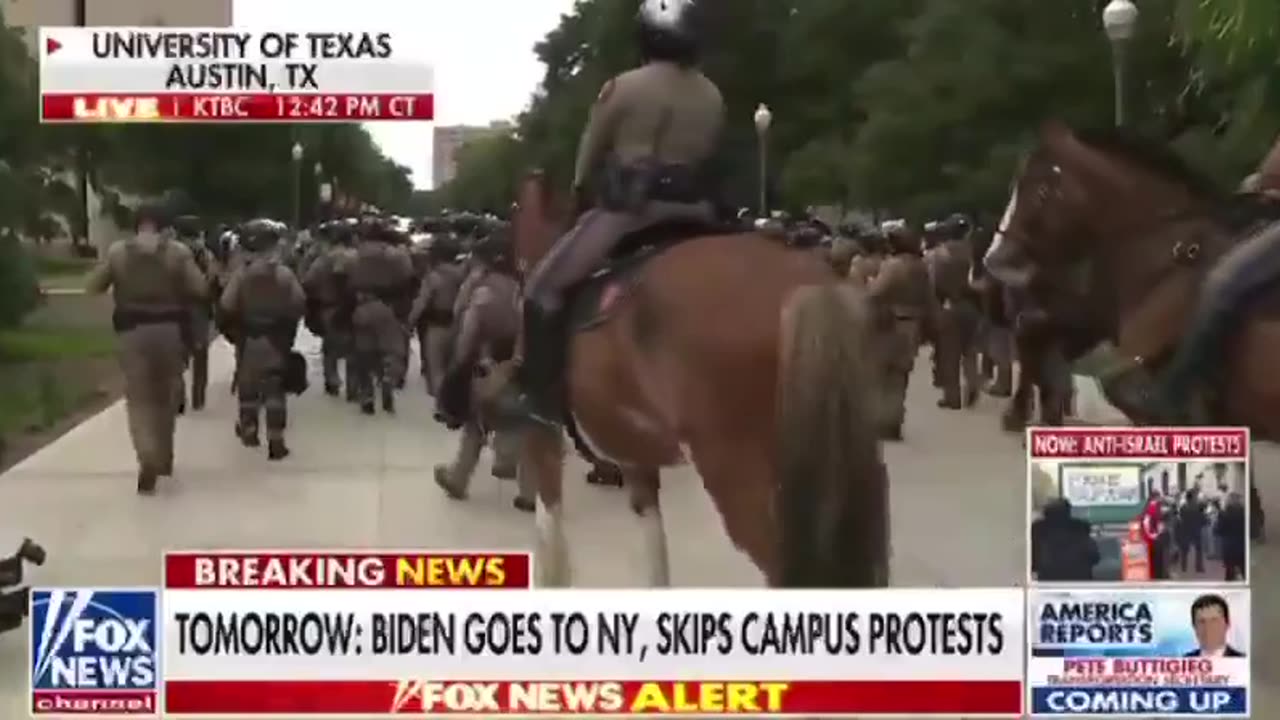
[525,426,571,586]
[626,468,670,586]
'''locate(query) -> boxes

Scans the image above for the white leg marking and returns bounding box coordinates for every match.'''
[638,503,671,587]
[535,495,570,587]
[984,186,1018,270]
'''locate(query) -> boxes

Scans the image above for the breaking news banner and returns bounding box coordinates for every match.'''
[29,588,159,716]
[151,551,1027,716]
[1027,427,1250,584]
[37,28,434,122]
[1027,587,1250,717]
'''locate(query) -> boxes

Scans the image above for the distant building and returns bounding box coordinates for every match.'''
[432,121,513,188]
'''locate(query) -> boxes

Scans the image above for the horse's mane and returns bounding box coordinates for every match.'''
[1073,127,1225,200]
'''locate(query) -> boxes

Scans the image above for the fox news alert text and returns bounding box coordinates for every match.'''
[153,553,1026,716]
[38,28,433,123]
[1027,588,1250,717]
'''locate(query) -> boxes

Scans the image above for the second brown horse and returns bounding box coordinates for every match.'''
[511,170,889,588]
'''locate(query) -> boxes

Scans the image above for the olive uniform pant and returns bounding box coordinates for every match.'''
[118,323,186,474]
[237,336,288,442]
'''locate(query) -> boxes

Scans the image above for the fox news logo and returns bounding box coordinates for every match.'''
[30,589,157,715]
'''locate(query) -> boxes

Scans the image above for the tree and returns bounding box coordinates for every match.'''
[439,134,524,211]
[451,0,1275,219]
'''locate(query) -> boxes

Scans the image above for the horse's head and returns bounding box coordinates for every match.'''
[997,121,1220,273]
[990,121,1224,353]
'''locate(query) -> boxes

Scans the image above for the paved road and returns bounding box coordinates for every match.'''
[0,334,1270,716]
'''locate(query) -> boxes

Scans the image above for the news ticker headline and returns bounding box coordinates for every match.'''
[28,553,1251,717]
[1028,428,1248,459]
[38,28,433,123]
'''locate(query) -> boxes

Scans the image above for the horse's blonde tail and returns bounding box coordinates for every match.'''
[776,283,890,587]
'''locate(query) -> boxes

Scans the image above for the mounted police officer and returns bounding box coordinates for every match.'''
[1111,137,1280,423]
[86,203,207,493]
[173,215,215,412]
[866,219,933,440]
[500,0,725,426]
[348,215,415,414]
[220,219,306,459]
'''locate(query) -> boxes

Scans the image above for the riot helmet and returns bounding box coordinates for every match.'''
[638,0,700,66]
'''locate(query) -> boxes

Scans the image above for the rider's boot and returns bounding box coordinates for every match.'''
[495,303,565,427]
[1102,313,1218,426]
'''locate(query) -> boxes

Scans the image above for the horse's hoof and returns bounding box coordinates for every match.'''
[492,465,517,480]
[433,466,466,500]
[512,497,535,513]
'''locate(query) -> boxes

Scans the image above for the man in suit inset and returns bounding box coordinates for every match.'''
[1184,594,1245,657]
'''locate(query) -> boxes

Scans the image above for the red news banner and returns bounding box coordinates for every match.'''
[41,93,434,122]
[38,27,435,123]
[1028,427,1248,459]
[160,552,1026,716]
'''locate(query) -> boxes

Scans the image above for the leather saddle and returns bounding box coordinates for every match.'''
[566,218,736,334]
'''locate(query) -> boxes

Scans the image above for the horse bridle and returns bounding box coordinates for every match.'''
[998,166,1218,365]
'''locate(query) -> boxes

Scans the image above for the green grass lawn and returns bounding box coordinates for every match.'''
[0,295,118,440]
[32,252,95,277]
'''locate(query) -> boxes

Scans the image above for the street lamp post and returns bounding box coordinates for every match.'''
[291,142,303,228]
[1102,0,1139,127]
[753,103,772,216]
[313,162,324,222]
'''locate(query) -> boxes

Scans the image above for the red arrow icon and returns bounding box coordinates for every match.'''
[46,37,62,55]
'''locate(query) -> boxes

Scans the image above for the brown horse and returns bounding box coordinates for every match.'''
[511,170,888,587]
[989,121,1280,436]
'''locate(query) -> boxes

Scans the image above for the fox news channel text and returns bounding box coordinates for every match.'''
[1027,588,1250,717]
[151,552,1027,716]
[38,28,434,122]
[30,589,158,716]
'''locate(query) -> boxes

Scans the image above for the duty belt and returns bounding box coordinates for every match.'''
[112,307,186,332]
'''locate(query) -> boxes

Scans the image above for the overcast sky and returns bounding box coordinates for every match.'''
[233,0,577,188]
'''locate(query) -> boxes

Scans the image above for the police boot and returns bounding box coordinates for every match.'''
[495,304,566,427]
[381,383,395,414]
[137,467,158,495]
[267,439,290,461]
[192,352,208,410]
[236,411,260,447]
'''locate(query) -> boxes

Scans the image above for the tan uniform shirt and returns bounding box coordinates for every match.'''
[86,234,207,309]
[219,256,305,319]
[573,60,725,190]
[867,253,932,319]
